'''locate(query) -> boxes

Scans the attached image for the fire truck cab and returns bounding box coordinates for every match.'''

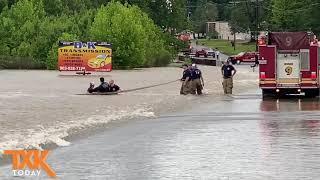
[259,32,320,97]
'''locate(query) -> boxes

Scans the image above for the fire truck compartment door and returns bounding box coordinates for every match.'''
[277,53,300,84]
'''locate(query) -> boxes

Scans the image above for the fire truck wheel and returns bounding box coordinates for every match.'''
[305,89,319,98]
[262,89,272,99]
[237,60,241,64]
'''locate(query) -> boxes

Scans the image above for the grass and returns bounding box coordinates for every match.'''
[197,39,256,56]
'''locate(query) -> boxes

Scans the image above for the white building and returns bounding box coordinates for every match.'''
[206,21,251,41]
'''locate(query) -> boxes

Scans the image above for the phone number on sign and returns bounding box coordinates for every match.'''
[59,66,85,71]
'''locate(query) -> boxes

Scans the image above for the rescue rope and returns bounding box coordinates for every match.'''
[120,79,180,93]
[77,79,180,95]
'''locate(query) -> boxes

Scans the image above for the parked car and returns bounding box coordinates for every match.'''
[195,48,215,58]
[195,49,207,57]
[206,48,215,58]
[229,52,258,64]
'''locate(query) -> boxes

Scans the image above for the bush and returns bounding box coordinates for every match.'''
[162,32,188,52]
[152,50,172,67]
[0,56,45,69]
[207,30,219,39]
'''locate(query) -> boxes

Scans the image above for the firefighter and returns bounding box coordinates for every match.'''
[216,50,220,61]
[251,54,259,68]
[180,64,192,95]
[191,64,204,95]
[221,60,237,94]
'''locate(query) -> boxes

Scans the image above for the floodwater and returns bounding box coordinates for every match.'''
[2,67,320,179]
[51,97,320,180]
[2,94,320,179]
[0,66,257,152]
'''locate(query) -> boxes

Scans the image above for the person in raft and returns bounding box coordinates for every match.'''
[107,80,121,92]
[87,77,109,93]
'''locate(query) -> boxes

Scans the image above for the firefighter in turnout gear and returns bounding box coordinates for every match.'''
[191,64,204,95]
[180,64,192,95]
[221,60,237,94]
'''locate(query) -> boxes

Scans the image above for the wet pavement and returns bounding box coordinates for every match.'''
[2,94,320,180]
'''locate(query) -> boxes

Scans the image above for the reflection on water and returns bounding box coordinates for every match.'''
[260,97,320,138]
[260,97,320,112]
[255,97,320,179]
[302,120,320,136]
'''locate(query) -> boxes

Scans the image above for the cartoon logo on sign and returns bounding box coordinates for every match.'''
[88,54,111,68]
[285,66,293,75]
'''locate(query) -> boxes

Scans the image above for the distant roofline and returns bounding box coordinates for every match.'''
[206,21,229,24]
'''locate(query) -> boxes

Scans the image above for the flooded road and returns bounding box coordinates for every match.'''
[2,95,320,179]
[1,68,320,179]
[0,67,257,152]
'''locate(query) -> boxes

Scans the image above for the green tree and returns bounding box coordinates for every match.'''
[148,0,171,29]
[0,0,183,69]
[271,0,309,31]
[0,0,45,56]
[309,1,320,34]
[191,0,218,33]
[168,0,188,32]
[47,33,78,69]
[0,0,7,12]
[229,5,250,33]
[90,1,171,68]
[43,0,63,16]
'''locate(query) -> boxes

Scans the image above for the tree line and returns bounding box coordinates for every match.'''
[0,0,319,69]
[188,0,320,36]
[0,0,188,69]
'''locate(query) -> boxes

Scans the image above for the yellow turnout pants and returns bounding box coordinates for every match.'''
[192,78,203,95]
[222,77,233,94]
[180,81,192,95]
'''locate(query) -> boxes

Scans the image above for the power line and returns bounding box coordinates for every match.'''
[261,2,320,12]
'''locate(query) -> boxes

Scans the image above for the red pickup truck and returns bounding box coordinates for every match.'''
[195,48,215,58]
[229,52,258,64]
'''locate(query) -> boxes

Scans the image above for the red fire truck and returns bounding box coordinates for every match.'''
[259,32,320,97]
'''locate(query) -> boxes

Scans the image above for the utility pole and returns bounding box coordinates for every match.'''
[234,33,236,51]
[233,0,236,51]
[187,0,190,21]
[255,0,259,52]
